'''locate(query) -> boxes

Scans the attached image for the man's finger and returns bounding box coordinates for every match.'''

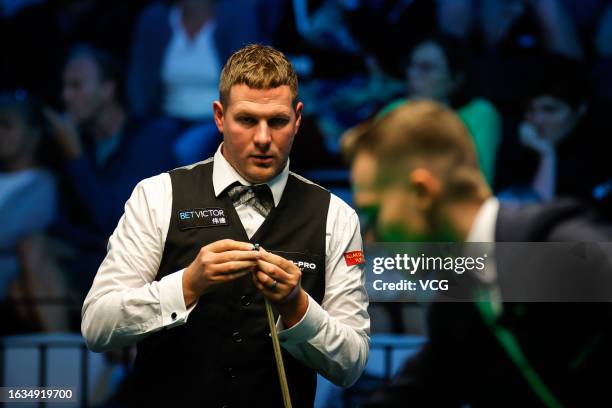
[254,270,277,287]
[213,261,257,275]
[252,273,266,292]
[253,271,282,295]
[214,250,261,263]
[256,259,289,281]
[258,248,293,270]
[206,239,254,253]
[221,269,251,282]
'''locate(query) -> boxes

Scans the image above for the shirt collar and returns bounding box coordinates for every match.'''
[466,196,500,243]
[212,143,289,206]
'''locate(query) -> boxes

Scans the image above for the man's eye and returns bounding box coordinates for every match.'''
[237,117,257,125]
[269,118,289,128]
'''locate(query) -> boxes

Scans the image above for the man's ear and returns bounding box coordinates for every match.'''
[294,101,303,135]
[213,101,224,134]
[409,168,442,211]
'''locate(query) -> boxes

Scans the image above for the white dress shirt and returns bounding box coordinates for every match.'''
[81,145,370,387]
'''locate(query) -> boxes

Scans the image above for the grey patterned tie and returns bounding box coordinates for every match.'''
[227,183,275,218]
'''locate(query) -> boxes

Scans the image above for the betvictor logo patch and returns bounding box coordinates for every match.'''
[177,208,229,230]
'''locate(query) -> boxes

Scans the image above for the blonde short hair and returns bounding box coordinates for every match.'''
[219,44,298,106]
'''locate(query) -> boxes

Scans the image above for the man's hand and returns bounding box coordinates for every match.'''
[519,122,555,155]
[182,239,260,308]
[43,108,83,159]
[252,248,309,328]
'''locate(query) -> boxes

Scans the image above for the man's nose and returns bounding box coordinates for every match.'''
[253,121,272,146]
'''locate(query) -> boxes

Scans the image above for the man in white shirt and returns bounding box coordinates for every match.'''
[81,44,369,407]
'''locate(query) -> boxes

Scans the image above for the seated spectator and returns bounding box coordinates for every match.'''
[0,92,70,333]
[2,0,149,108]
[127,0,271,163]
[497,55,610,203]
[377,35,501,186]
[128,0,219,123]
[47,45,178,296]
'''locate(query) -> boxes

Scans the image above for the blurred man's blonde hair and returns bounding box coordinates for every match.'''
[219,44,298,107]
[356,100,489,201]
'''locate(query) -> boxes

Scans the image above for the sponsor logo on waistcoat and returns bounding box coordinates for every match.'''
[177,208,229,230]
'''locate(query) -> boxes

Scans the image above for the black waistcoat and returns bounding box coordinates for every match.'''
[130,160,330,408]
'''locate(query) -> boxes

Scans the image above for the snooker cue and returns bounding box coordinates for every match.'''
[265,298,293,408]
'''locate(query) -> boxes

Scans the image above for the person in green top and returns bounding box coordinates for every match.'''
[377,35,501,187]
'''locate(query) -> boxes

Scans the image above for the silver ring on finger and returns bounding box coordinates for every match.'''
[271,279,278,290]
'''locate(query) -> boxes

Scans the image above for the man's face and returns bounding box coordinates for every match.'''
[213,84,302,184]
[62,57,111,124]
[352,152,453,242]
[376,181,432,242]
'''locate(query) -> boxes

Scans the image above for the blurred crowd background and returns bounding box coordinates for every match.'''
[1,0,611,404]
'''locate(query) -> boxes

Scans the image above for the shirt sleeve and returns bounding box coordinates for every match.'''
[81,173,197,352]
[276,194,370,387]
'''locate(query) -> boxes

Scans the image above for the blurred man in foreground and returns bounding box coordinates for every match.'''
[352,100,612,407]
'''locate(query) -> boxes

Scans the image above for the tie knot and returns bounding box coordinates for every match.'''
[227,183,274,217]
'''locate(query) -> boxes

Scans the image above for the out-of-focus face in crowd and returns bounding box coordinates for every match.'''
[525,95,584,144]
[406,41,456,104]
[0,106,38,167]
[62,56,114,125]
[213,84,303,184]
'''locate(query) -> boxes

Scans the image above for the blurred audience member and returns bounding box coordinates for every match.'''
[377,36,501,186]
[497,55,610,203]
[127,0,273,120]
[0,92,71,333]
[127,0,273,163]
[2,0,149,107]
[48,45,178,296]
